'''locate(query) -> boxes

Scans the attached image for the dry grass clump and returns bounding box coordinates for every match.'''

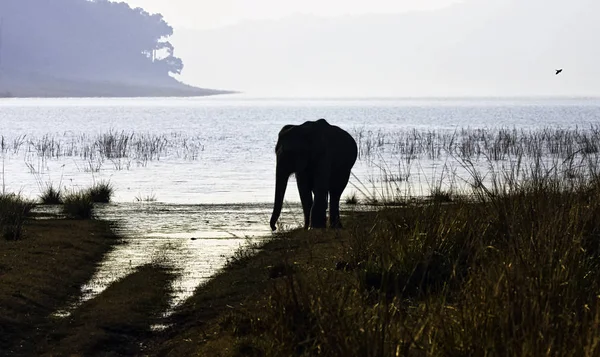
[60,181,114,219]
[39,183,63,204]
[0,194,35,240]
[62,191,94,219]
[88,180,114,203]
[344,192,359,205]
[134,192,157,202]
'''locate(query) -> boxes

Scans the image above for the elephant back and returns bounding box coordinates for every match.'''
[275,119,357,168]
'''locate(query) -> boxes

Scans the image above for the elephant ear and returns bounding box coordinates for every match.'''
[277,124,309,153]
[277,120,329,154]
[275,125,297,153]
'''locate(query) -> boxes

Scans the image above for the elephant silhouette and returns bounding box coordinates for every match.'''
[270,119,358,230]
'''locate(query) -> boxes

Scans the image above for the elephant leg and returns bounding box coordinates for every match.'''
[310,190,328,229]
[296,172,313,229]
[310,162,331,229]
[329,190,342,228]
[329,171,351,229]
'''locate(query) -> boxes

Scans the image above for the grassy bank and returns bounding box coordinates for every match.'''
[0,218,120,356]
[5,184,598,356]
[150,172,600,356]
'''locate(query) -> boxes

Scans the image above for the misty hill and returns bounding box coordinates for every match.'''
[0,0,232,97]
[175,0,600,96]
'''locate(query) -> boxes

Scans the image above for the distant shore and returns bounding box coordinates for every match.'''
[0,73,237,98]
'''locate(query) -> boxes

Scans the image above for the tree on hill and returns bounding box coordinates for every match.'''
[0,0,183,84]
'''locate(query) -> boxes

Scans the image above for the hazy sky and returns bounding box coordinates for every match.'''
[121,0,463,29]
[119,0,599,97]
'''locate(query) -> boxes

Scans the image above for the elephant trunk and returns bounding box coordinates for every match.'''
[270,164,289,231]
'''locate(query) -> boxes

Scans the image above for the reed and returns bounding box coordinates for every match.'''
[352,125,600,163]
[3,130,204,170]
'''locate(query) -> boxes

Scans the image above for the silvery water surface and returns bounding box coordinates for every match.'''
[2,96,600,313]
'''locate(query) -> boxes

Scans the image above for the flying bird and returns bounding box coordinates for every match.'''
[555,69,563,75]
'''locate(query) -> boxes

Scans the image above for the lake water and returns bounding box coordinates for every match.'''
[2,95,600,312]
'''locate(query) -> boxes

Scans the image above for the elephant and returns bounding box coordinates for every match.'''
[269,119,358,231]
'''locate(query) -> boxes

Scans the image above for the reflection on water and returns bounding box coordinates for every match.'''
[51,202,306,315]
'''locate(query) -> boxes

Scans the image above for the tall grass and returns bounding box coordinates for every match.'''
[222,145,600,356]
